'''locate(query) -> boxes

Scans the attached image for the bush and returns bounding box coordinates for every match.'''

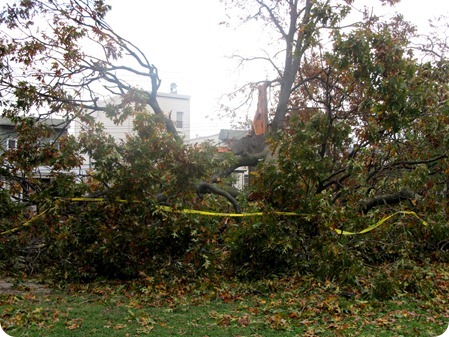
[370,270,398,300]
[309,237,365,285]
[36,200,221,281]
[225,216,307,279]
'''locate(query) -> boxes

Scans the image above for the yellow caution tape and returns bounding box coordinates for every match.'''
[157,205,299,217]
[68,197,128,203]
[0,208,51,235]
[65,198,300,217]
[331,211,428,235]
[0,197,427,236]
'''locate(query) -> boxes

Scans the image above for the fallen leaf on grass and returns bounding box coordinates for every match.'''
[65,317,84,330]
[113,324,127,329]
[266,313,290,330]
[238,314,251,327]
[66,322,80,329]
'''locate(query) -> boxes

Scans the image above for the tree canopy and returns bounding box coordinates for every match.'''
[0,0,448,282]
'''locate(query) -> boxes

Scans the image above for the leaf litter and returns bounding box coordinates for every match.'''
[0,262,448,336]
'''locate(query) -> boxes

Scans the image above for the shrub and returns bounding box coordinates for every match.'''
[225,216,306,279]
[309,237,365,285]
[370,270,398,300]
[36,200,221,281]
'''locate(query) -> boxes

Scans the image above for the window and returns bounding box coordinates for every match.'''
[176,111,183,128]
[244,174,250,187]
[6,138,17,150]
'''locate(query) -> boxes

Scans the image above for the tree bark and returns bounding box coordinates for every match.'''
[360,189,415,213]
[197,182,242,214]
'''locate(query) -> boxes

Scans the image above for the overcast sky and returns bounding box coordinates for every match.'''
[106,0,449,138]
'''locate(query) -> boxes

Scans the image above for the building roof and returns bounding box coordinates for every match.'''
[218,129,248,141]
[188,129,249,146]
[0,117,69,130]
[188,134,220,145]
[157,91,191,101]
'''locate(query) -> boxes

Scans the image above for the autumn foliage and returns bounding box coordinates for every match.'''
[0,0,448,295]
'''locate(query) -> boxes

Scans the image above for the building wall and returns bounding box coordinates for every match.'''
[0,117,70,200]
[157,92,191,140]
[0,124,17,150]
[0,117,68,151]
[72,92,191,142]
[71,92,190,173]
[188,133,220,146]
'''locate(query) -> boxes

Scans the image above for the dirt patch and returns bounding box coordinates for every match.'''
[0,279,50,295]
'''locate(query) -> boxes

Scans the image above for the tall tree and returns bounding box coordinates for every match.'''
[227,1,449,226]
[0,0,178,131]
[0,0,183,205]
[218,0,360,168]
[1,0,448,282]
[2,0,449,219]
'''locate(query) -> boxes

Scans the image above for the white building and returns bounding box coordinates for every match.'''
[71,90,190,174]
[72,91,191,142]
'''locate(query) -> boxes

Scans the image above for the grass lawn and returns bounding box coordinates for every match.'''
[1,263,448,336]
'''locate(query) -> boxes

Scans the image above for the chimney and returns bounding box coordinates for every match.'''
[170,83,178,94]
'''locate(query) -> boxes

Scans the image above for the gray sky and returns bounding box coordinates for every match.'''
[106,0,449,138]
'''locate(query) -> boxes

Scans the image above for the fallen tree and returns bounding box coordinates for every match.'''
[2,0,449,222]
[1,0,449,283]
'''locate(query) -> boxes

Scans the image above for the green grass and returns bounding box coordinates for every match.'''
[1,264,449,336]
